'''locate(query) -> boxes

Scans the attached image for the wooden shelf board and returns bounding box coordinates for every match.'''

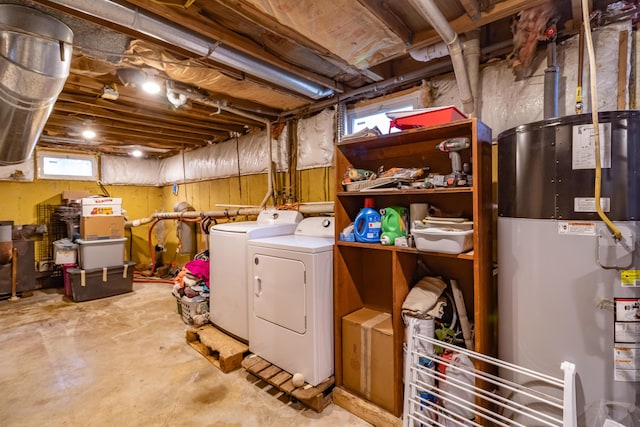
[337,187,472,197]
[336,241,474,260]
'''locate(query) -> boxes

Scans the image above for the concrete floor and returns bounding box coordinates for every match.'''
[0,281,372,427]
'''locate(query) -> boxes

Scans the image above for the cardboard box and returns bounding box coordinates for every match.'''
[81,197,123,216]
[62,190,90,201]
[342,307,395,413]
[80,215,125,240]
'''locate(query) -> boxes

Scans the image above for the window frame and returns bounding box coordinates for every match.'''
[346,90,422,136]
[36,150,98,181]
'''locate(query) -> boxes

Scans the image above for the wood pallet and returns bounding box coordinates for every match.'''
[242,354,335,412]
[186,325,249,373]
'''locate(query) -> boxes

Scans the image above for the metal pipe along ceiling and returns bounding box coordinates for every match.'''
[408,0,475,116]
[45,0,335,100]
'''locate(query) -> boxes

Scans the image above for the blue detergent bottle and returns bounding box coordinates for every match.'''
[354,198,382,243]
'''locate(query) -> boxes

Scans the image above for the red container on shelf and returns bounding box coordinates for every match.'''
[388,106,466,131]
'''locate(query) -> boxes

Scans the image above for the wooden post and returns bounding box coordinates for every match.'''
[9,247,19,301]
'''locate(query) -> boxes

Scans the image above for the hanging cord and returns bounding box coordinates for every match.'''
[581,0,622,240]
[235,135,242,198]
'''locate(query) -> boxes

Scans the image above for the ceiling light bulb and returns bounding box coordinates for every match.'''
[142,80,161,94]
[82,129,96,139]
[131,149,143,158]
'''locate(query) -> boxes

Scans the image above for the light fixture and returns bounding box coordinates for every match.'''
[82,129,96,139]
[131,149,143,158]
[101,84,119,100]
[142,79,162,94]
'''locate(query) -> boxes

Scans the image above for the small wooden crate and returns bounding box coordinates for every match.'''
[241,354,335,412]
[186,325,249,373]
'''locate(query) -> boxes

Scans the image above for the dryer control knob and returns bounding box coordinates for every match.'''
[322,218,331,228]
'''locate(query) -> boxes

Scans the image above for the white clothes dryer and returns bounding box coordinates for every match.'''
[247,216,334,386]
[210,209,302,342]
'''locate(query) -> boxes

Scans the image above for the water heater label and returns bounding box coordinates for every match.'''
[572,122,612,170]
[558,221,596,235]
[574,197,610,213]
[615,322,640,343]
[621,271,640,287]
[614,344,640,382]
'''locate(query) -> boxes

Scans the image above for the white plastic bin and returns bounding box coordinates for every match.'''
[411,228,473,254]
[76,238,126,269]
[53,239,77,265]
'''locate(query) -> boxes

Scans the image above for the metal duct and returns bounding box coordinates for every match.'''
[44,0,335,100]
[0,4,73,165]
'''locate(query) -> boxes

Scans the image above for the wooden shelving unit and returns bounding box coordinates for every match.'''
[332,118,494,419]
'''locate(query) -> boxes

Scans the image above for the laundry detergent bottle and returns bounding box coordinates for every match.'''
[353,198,381,243]
[380,206,408,245]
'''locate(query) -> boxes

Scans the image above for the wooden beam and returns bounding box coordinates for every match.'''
[411,0,549,47]
[45,116,217,144]
[357,0,413,45]
[53,97,238,135]
[55,93,252,132]
[459,0,481,19]
[63,74,274,126]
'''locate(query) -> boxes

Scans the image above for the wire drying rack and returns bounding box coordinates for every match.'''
[403,316,577,427]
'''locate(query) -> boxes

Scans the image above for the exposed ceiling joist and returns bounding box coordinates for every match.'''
[411,0,551,47]
[357,0,414,45]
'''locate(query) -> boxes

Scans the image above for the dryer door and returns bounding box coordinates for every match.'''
[252,254,306,334]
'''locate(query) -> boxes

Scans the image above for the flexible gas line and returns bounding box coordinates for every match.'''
[582,0,622,240]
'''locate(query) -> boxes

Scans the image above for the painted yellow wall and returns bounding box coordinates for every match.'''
[0,165,334,269]
[0,179,163,264]
[157,167,334,266]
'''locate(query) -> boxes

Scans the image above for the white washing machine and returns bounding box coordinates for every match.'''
[210,209,303,342]
[247,216,334,387]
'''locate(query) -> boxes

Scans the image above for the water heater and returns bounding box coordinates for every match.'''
[498,111,640,424]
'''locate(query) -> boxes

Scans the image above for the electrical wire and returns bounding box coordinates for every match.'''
[581,0,622,240]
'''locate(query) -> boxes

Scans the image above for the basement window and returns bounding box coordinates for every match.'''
[37,151,98,181]
[346,90,421,136]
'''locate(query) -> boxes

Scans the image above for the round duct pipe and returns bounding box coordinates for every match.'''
[0,4,73,165]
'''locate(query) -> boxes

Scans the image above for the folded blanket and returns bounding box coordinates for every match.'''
[402,276,447,315]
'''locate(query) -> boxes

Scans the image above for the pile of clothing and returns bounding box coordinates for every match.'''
[172,259,210,325]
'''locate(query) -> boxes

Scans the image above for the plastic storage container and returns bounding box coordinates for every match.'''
[67,261,135,302]
[387,106,466,131]
[76,237,126,269]
[53,239,77,265]
[412,228,473,254]
[354,198,381,243]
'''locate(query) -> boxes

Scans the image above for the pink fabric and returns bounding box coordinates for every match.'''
[185,259,210,285]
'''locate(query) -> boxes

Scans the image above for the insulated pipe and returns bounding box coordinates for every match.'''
[408,0,475,116]
[283,60,452,118]
[126,202,335,227]
[43,0,335,99]
[462,30,481,118]
[544,40,559,119]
